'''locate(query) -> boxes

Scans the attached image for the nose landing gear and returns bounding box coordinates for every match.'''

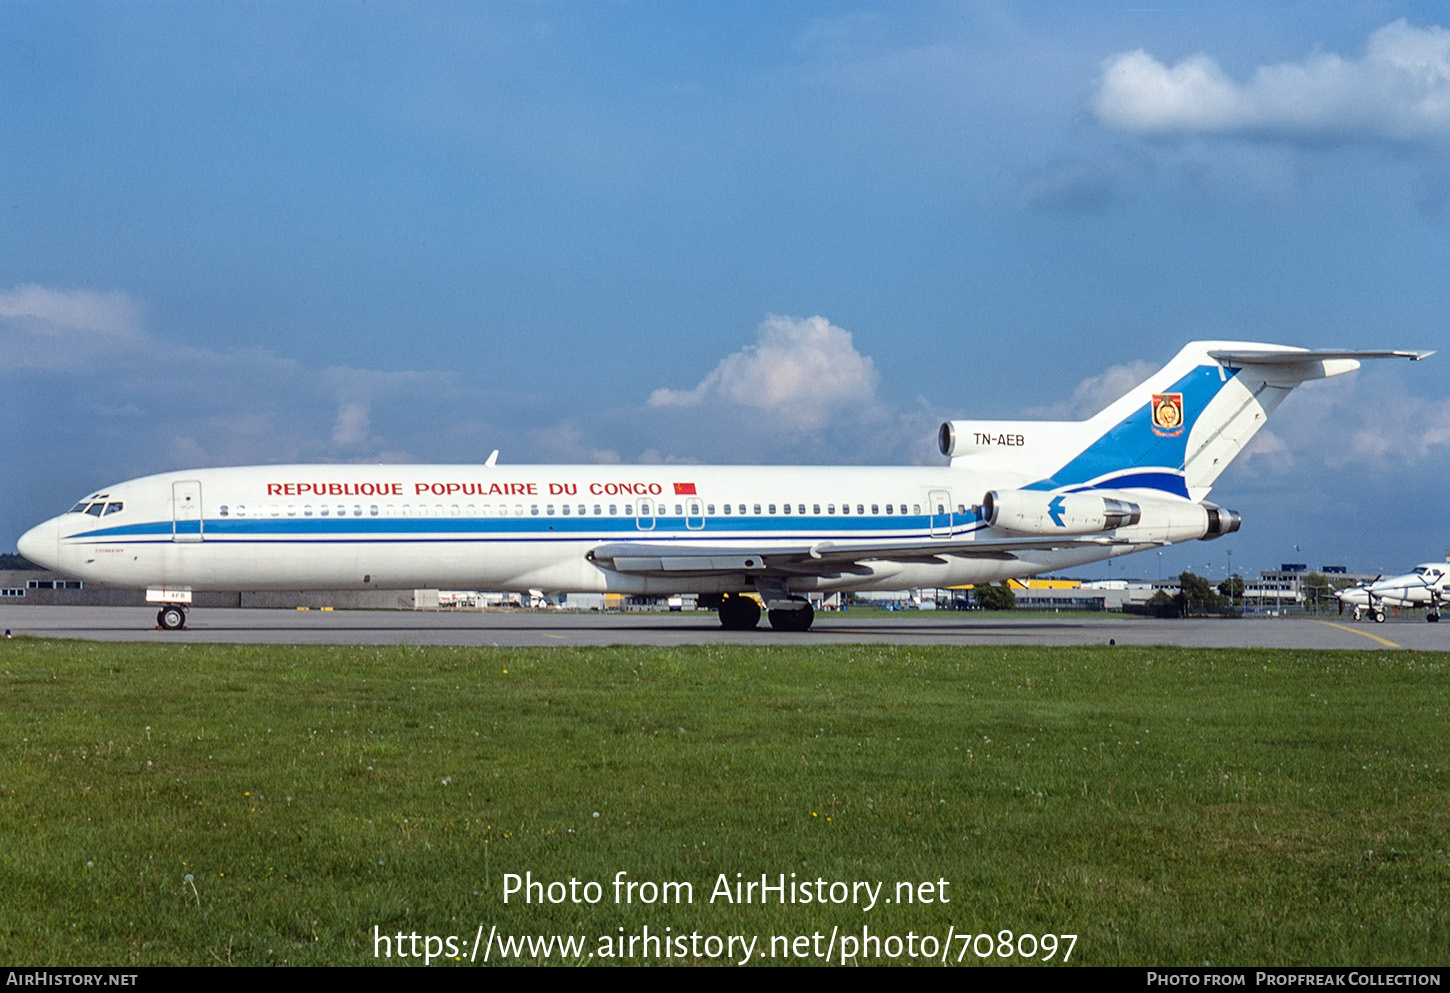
[156,605,187,630]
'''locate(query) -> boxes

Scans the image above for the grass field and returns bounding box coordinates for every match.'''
[1,638,1446,966]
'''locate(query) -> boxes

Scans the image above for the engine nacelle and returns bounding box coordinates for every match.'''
[1200,504,1242,540]
[983,490,1141,536]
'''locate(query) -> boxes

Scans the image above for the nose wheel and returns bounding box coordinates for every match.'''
[156,605,188,630]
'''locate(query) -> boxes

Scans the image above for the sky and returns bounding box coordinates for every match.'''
[3,1,1448,582]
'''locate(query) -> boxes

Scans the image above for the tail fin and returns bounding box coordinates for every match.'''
[940,342,1432,501]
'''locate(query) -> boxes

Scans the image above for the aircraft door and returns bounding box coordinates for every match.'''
[172,480,204,542]
[635,498,656,531]
[929,489,952,538]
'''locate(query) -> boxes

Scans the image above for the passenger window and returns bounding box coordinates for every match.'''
[827,504,835,515]
[780,503,789,515]
[813,504,820,515]
[753,505,761,515]
[609,504,618,516]
[768,504,776,514]
[871,504,879,515]
[594,505,603,516]
[707,504,715,515]
[219,506,230,517]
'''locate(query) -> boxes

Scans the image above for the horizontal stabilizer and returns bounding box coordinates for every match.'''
[1208,348,1434,365]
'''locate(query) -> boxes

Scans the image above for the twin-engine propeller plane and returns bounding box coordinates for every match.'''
[17,341,1431,632]
[1336,563,1449,623]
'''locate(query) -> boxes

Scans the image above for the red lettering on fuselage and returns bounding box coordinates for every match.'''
[412,482,538,497]
[266,482,403,497]
[588,482,664,496]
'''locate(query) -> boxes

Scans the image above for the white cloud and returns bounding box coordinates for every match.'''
[1023,359,1157,420]
[0,284,146,369]
[1094,20,1450,145]
[0,283,457,470]
[648,314,882,432]
[331,401,373,448]
[1234,367,1450,475]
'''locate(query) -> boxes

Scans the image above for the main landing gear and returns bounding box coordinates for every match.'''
[717,593,761,630]
[713,584,817,632]
[156,605,187,630]
[767,597,815,632]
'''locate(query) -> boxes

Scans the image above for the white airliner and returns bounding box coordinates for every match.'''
[1336,564,1448,623]
[16,341,1431,632]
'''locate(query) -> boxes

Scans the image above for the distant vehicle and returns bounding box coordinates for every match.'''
[1336,564,1449,623]
[18,342,1431,632]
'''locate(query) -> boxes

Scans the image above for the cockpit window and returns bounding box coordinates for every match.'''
[102,502,123,515]
[69,502,89,514]
[85,503,105,516]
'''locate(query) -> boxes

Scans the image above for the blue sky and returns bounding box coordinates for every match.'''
[3,1,1447,581]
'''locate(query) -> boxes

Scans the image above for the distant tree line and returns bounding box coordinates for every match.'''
[972,582,1017,611]
[1146,571,1246,617]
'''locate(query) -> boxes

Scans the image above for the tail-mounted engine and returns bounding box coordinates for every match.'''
[983,490,1141,535]
[1200,504,1242,540]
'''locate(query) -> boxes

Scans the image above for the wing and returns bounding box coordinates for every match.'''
[587,533,1138,579]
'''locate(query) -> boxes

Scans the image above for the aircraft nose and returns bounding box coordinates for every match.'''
[17,518,60,571]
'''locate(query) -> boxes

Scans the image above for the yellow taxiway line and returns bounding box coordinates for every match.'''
[1314,620,1401,649]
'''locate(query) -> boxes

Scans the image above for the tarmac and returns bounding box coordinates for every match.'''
[1,605,1446,650]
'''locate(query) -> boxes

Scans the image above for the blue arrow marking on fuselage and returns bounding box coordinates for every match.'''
[1047,495,1067,528]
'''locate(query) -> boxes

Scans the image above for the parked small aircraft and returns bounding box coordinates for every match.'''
[1336,563,1449,623]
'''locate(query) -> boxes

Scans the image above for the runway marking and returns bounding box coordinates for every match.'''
[1315,621,1401,649]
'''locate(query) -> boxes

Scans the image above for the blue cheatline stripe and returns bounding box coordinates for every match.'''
[1064,471,1191,499]
[71,510,993,539]
[66,513,992,544]
[1027,364,1233,495]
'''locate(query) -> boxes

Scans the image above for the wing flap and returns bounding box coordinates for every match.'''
[589,535,1132,577]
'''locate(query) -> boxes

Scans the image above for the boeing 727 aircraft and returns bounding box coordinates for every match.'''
[17,341,1431,631]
